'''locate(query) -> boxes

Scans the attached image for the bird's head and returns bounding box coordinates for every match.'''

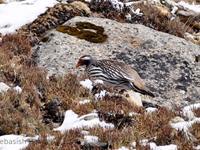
[76,55,96,68]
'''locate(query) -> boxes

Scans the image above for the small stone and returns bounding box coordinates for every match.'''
[78,113,98,121]
[126,90,143,106]
[179,90,186,95]
[170,116,185,123]
[183,110,196,120]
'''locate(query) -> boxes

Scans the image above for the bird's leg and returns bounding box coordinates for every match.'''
[113,88,126,97]
[113,89,119,96]
[118,89,126,95]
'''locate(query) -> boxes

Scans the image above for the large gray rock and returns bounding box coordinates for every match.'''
[34,16,200,108]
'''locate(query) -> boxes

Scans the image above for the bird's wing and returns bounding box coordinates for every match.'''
[95,60,154,97]
[94,60,132,80]
[122,65,146,90]
[104,60,147,89]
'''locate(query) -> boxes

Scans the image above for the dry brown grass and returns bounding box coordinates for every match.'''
[89,1,194,38]
[25,129,84,150]
[131,2,194,38]
[0,34,50,136]
[193,107,200,117]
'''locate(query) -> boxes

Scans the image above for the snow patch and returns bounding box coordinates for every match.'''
[95,90,107,100]
[146,107,158,114]
[80,79,93,91]
[0,0,57,35]
[0,82,10,93]
[13,85,22,94]
[79,99,91,105]
[54,110,114,134]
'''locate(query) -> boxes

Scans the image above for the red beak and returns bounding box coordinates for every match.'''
[76,62,80,68]
[76,59,82,68]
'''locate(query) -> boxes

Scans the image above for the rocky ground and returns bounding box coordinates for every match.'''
[34,16,200,108]
[0,0,200,149]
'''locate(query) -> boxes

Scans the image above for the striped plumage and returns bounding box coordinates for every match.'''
[76,55,155,97]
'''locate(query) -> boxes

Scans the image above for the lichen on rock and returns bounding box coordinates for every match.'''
[56,22,108,43]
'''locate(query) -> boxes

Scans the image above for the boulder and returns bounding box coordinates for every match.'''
[34,16,200,108]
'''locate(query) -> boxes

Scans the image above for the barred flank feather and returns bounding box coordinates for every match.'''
[76,55,155,97]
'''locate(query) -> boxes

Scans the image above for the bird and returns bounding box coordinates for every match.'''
[76,55,155,97]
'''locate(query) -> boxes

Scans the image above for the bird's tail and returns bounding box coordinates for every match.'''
[129,82,155,97]
[144,89,155,97]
